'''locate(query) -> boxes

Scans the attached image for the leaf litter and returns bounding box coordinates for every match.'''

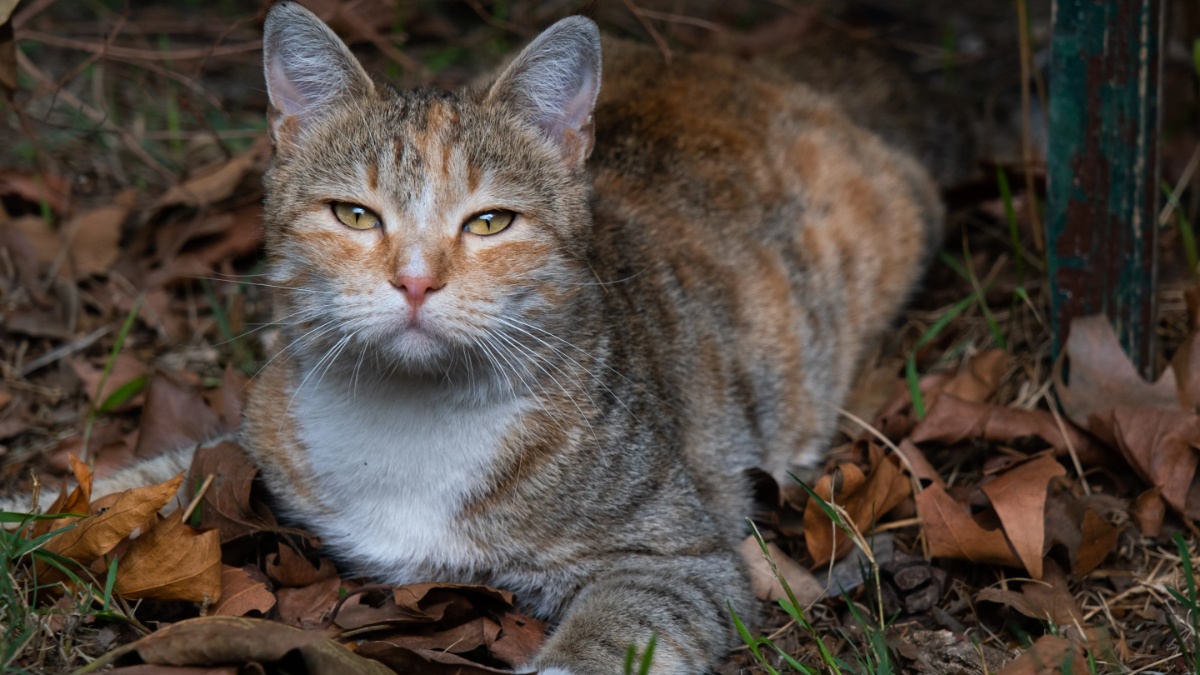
[1,1,1198,674]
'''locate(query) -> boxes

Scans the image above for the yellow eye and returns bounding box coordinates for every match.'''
[332,202,381,230]
[463,210,515,236]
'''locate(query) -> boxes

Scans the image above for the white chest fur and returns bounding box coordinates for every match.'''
[290,370,526,583]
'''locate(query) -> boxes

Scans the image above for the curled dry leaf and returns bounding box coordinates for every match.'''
[61,191,134,279]
[354,642,517,674]
[41,473,183,571]
[96,616,392,675]
[277,574,345,629]
[916,482,1022,569]
[266,544,338,588]
[739,535,824,605]
[151,139,269,211]
[1056,315,1180,425]
[30,454,93,539]
[978,563,1086,630]
[112,512,222,603]
[978,454,1065,579]
[1132,487,1165,537]
[803,442,911,563]
[911,395,1101,464]
[211,565,276,617]
[995,634,1088,675]
[190,440,280,542]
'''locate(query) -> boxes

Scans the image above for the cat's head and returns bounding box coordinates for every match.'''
[260,2,601,377]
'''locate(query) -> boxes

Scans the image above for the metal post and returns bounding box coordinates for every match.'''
[1047,0,1164,376]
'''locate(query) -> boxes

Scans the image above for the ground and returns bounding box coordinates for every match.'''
[1,1,1199,674]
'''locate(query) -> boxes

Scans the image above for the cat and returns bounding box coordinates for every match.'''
[6,2,946,672]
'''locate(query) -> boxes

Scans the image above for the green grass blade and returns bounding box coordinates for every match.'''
[906,292,978,420]
[623,644,636,675]
[97,374,149,413]
[1163,182,1198,281]
[996,166,1025,285]
[637,633,657,675]
[102,556,119,611]
[1175,533,1198,607]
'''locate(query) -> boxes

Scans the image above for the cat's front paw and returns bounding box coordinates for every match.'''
[536,669,579,675]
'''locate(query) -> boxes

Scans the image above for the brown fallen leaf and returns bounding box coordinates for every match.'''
[916,482,1022,569]
[95,616,392,675]
[30,454,93,539]
[979,454,1065,579]
[211,565,276,617]
[739,535,824,605]
[266,544,338,588]
[996,634,1088,675]
[354,641,516,674]
[1132,487,1165,537]
[1093,406,1200,519]
[943,349,1010,402]
[134,373,226,460]
[113,512,222,603]
[978,568,1086,629]
[804,442,911,563]
[911,395,1101,464]
[60,191,134,279]
[490,610,549,667]
[151,140,268,211]
[42,473,184,571]
[190,441,281,542]
[1056,315,1180,425]
[277,574,345,629]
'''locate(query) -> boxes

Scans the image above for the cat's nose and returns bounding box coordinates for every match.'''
[391,274,443,309]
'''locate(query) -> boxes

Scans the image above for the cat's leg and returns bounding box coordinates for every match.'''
[533,552,754,674]
[0,441,205,516]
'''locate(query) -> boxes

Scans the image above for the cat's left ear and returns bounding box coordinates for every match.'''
[486,17,602,167]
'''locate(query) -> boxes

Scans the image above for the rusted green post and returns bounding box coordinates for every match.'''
[1047,0,1163,376]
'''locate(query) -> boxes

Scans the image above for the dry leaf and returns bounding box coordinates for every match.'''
[97,616,392,675]
[739,536,823,605]
[354,642,516,674]
[30,454,93,538]
[43,473,183,569]
[211,565,276,617]
[979,454,1065,579]
[1056,315,1180,425]
[113,512,222,602]
[266,545,338,588]
[995,634,1088,675]
[490,611,548,667]
[1132,487,1165,537]
[135,374,225,460]
[912,395,1100,463]
[190,440,279,542]
[804,443,911,562]
[152,141,267,210]
[277,575,344,629]
[61,193,133,279]
[943,349,1010,402]
[916,482,1022,568]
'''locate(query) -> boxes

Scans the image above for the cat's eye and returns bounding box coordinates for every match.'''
[332,202,381,230]
[463,210,515,236]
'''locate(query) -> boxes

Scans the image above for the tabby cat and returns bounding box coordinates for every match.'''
[11,3,946,672]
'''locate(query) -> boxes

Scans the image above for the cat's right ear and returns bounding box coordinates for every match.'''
[263,2,374,149]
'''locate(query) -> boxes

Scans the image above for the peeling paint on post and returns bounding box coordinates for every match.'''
[1047,0,1163,376]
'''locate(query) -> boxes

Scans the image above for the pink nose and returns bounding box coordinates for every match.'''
[391,274,442,309]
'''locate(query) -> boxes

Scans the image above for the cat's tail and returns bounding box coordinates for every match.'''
[0,439,221,519]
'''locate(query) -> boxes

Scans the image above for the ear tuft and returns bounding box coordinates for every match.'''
[487,17,602,166]
[263,2,374,142]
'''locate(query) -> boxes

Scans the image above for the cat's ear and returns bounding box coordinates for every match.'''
[486,17,602,167]
[263,2,374,146]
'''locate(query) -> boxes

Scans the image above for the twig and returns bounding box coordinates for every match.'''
[17,30,261,61]
[1159,142,1200,226]
[621,0,671,63]
[179,474,214,524]
[16,325,114,377]
[16,50,178,184]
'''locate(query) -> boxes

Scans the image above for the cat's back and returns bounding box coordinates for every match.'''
[586,39,943,477]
